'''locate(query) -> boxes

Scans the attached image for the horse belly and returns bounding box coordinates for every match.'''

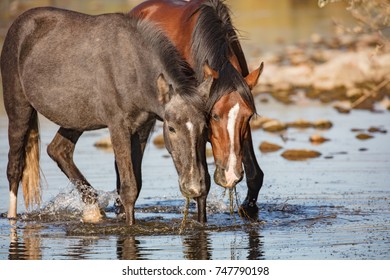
[23,80,105,130]
[20,48,108,130]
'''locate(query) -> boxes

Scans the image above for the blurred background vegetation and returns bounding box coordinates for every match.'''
[0,0,357,52]
[1,0,388,113]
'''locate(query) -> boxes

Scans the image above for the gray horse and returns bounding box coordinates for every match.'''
[1,7,214,225]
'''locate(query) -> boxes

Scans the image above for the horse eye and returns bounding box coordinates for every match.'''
[168,126,176,133]
[212,113,220,122]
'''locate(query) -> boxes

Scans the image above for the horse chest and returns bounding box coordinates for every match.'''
[128,111,155,132]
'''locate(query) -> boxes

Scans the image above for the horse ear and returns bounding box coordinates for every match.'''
[245,62,264,90]
[157,74,172,104]
[203,61,219,80]
[198,76,213,101]
[198,62,217,101]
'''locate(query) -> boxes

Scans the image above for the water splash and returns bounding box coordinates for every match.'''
[206,190,231,214]
[25,184,117,221]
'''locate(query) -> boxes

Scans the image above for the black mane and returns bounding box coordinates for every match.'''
[190,0,256,113]
[129,16,206,115]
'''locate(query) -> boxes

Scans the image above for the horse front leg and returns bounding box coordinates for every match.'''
[239,128,264,221]
[196,166,210,224]
[114,120,155,219]
[196,195,208,224]
[109,124,139,225]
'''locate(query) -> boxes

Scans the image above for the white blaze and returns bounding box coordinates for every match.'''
[186,121,195,176]
[226,103,240,186]
[186,121,194,133]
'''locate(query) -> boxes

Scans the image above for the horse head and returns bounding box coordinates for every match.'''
[209,62,263,188]
[157,64,215,198]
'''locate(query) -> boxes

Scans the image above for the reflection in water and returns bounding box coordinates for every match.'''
[117,235,144,260]
[5,217,264,260]
[228,227,264,260]
[66,237,99,260]
[246,228,264,260]
[9,223,42,260]
[183,230,211,260]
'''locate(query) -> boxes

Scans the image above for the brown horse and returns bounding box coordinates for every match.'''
[130,0,264,220]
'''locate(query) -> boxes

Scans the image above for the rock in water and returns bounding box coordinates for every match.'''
[153,134,165,149]
[259,141,283,153]
[281,149,322,161]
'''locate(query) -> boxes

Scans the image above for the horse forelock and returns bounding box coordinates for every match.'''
[129,17,206,116]
[206,63,256,115]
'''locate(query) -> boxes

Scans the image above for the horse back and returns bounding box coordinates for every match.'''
[129,0,202,66]
[1,7,147,130]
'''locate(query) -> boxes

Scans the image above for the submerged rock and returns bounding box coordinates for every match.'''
[281,149,322,161]
[94,137,113,151]
[153,134,165,149]
[356,133,374,140]
[334,103,351,114]
[250,116,273,130]
[259,141,283,153]
[313,120,333,130]
[262,120,287,132]
[310,134,330,144]
[368,126,387,134]
[287,119,312,129]
[206,147,213,158]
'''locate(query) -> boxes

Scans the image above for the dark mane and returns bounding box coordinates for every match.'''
[190,0,255,113]
[129,16,206,115]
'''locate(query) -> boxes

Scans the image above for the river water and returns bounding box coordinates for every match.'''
[0,0,389,260]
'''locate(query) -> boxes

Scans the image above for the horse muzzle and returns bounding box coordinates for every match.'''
[214,165,243,188]
[179,181,207,198]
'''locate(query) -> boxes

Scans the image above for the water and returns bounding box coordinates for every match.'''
[0,0,389,260]
[1,97,389,259]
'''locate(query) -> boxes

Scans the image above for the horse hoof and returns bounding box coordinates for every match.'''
[82,204,105,223]
[238,202,259,222]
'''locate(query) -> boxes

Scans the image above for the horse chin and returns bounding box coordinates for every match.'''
[214,165,241,188]
[179,183,205,199]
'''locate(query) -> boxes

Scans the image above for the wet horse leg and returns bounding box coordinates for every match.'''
[6,106,36,218]
[197,164,211,224]
[114,120,155,218]
[197,193,209,223]
[110,120,156,225]
[239,128,263,221]
[47,127,98,204]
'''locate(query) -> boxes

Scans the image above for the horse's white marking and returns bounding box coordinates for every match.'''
[226,103,240,186]
[8,191,17,218]
[186,121,194,133]
[186,121,195,176]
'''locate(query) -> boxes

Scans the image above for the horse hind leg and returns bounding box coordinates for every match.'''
[6,106,41,219]
[47,127,103,222]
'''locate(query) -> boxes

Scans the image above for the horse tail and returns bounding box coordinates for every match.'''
[21,111,41,209]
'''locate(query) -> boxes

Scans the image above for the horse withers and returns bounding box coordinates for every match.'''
[130,0,264,220]
[1,7,214,225]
